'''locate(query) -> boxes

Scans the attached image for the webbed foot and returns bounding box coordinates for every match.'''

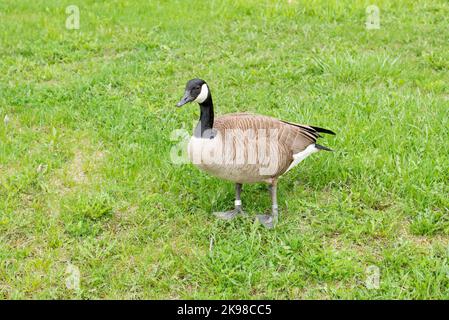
[256,214,275,229]
[213,208,245,220]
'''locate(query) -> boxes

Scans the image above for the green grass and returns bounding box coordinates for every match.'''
[0,0,448,299]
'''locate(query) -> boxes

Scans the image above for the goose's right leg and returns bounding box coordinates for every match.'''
[214,183,245,220]
[256,179,278,229]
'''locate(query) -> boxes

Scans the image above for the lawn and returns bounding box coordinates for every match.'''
[0,0,448,299]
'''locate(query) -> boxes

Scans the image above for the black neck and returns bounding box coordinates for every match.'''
[195,95,214,138]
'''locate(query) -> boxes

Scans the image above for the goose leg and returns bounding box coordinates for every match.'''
[214,183,245,220]
[257,180,278,229]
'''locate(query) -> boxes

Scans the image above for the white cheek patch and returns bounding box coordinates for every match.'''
[194,83,209,103]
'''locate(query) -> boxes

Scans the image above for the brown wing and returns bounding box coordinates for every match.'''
[213,113,319,177]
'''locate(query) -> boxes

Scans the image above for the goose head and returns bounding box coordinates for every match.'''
[177,78,210,107]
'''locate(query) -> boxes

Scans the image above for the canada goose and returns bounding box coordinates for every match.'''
[177,78,335,228]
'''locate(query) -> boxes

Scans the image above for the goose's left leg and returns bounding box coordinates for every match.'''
[214,183,245,220]
[257,179,278,229]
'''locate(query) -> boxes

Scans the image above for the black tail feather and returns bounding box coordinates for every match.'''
[310,126,336,135]
[315,144,333,152]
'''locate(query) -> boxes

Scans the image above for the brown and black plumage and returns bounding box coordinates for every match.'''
[177,79,335,228]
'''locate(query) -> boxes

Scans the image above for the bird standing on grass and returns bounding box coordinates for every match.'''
[177,79,335,228]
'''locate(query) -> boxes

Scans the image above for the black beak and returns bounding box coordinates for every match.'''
[177,92,193,107]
